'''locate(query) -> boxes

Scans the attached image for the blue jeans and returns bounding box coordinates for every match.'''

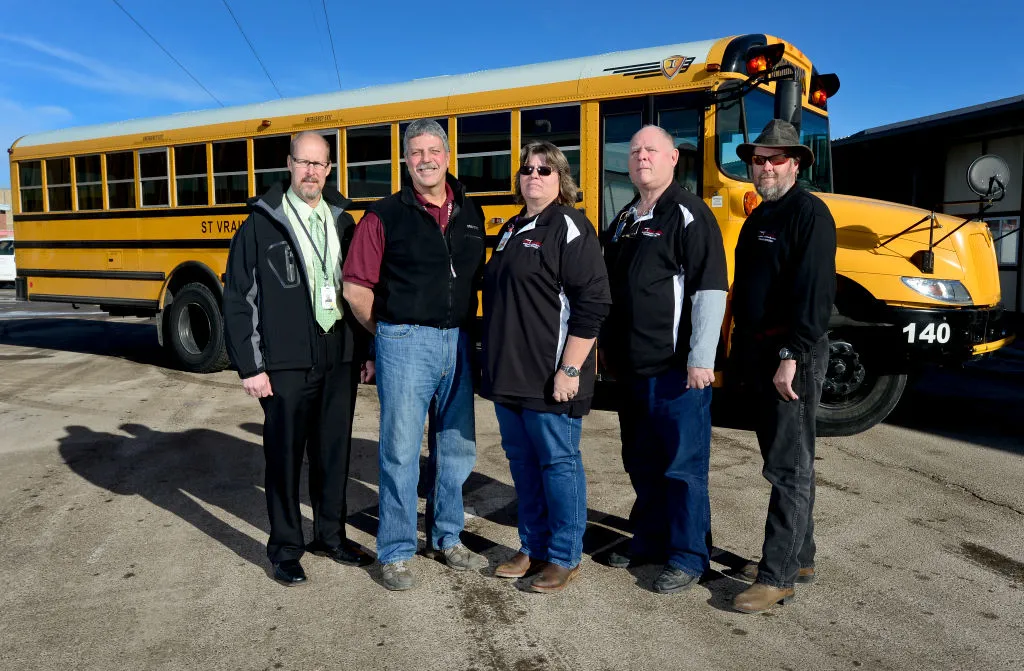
[493,404,586,569]
[620,369,712,577]
[375,322,477,565]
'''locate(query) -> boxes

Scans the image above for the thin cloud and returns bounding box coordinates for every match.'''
[0,33,215,105]
[0,98,74,186]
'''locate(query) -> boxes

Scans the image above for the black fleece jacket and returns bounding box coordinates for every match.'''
[223,181,366,378]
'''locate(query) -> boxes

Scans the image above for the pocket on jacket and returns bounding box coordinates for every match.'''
[267,241,301,289]
[376,321,416,339]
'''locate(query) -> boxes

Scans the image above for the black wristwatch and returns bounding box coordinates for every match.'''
[559,364,581,378]
[778,347,797,361]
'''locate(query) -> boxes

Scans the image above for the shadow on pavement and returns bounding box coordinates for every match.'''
[883,360,1024,454]
[0,318,170,367]
[59,423,379,575]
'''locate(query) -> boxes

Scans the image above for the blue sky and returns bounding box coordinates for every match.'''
[2,0,1023,187]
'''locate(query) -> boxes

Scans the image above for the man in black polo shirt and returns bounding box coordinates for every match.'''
[729,119,837,614]
[602,125,728,594]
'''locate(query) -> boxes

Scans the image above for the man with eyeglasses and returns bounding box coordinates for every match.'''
[729,119,837,614]
[600,125,728,594]
[224,130,373,586]
[343,119,487,591]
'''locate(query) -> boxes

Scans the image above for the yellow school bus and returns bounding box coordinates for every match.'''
[9,33,1011,435]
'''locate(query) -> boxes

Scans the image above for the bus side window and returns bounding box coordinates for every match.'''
[213,140,249,204]
[140,148,169,207]
[106,151,136,209]
[46,157,72,211]
[346,125,392,200]
[175,144,209,206]
[521,105,581,185]
[457,112,512,193]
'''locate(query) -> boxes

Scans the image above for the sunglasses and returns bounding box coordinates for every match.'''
[518,165,555,176]
[750,153,791,166]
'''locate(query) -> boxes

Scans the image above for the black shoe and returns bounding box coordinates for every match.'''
[307,540,374,567]
[601,546,664,569]
[273,559,307,586]
[653,566,699,594]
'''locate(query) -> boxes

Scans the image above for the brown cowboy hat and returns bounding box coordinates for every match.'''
[737,119,814,168]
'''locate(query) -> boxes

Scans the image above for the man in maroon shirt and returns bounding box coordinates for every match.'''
[343,119,486,591]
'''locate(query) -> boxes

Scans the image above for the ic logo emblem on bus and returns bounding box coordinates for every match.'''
[661,55,694,80]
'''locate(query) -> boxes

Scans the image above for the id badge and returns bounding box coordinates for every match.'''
[320,285,336,311]
[495,229,513,252]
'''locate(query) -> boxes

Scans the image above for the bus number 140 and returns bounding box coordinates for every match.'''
[903,322,951,344]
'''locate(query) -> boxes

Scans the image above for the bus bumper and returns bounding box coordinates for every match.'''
[883,305,1011,363]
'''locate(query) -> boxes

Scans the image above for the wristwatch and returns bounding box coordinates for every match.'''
[559,364,581,378]
[778,347,797,361]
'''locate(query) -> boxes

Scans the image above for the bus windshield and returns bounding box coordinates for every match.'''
[717,88,833,193]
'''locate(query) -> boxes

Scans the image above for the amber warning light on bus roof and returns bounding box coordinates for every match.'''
[809,73,841,109]
[744,44,785,76]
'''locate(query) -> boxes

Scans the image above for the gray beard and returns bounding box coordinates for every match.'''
[755,173,796,202]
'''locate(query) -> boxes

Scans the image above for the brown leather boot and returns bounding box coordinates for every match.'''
[738,562,816,584]
[529,563,581,593]
[494,552,543,579]
[733,582,796,614]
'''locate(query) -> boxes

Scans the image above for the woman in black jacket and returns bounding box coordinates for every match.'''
[481,142,611,593]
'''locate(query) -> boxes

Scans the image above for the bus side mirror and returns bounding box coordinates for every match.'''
[774,79,802,132]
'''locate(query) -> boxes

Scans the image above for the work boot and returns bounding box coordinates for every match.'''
[737,561,816,584]
[733,582,796,614]
[441,543,488,571]
[653,566,699,594]
[381,561,415,591]
[494,552,544,579]
[529,563,581,593]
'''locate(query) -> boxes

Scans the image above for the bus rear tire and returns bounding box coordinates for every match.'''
[164,282,229,373]
[816,337,907,437]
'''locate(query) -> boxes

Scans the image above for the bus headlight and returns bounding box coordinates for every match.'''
[900,277,973,304]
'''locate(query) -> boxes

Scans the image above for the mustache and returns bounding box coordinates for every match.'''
[416,163,440,171]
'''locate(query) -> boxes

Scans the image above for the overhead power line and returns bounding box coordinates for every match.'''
[220,0,283,99]
[110,0,224,107]
[321,0,342,89]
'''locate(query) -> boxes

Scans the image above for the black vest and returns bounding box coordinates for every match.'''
[365,176,485,328]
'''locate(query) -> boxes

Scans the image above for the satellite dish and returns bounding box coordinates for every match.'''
[967,155,1010,198]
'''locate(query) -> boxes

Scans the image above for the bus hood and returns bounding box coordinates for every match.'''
[817,192,1002,308]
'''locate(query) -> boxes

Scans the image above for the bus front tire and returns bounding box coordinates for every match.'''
[164,282,230,373]
[816,337,907,437]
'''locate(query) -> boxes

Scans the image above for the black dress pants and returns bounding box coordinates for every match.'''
[753,335,829,588]
[259,331,359,564]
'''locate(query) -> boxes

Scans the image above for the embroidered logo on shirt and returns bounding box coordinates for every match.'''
[757,230,777,243]
[466,225,480,230]
[641,227,663,238]
[521,239,542,249]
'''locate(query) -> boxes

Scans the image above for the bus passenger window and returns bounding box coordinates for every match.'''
[175,145,209,206]
[521,105,581,185]
[140,149,169,207]
[399,119,448,190]
[657,108,702,195]
[319,130,340,193]
[213,140,249,204]
[106,151,136,209]
[254,134,291,195]
[457,112,511,193]
[76,155,103,210]
[18,161,43,213]
[346,125,392,200]
[602,112,641,231]
[46,157,72,211]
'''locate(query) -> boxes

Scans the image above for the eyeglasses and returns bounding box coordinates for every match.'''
[518,165,555,176]
[750,153,791,167]
[291,156,331,171]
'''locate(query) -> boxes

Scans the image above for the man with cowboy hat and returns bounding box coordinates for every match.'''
[728,119,836,613]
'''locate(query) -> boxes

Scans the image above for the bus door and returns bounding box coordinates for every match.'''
[599,93,705,234]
